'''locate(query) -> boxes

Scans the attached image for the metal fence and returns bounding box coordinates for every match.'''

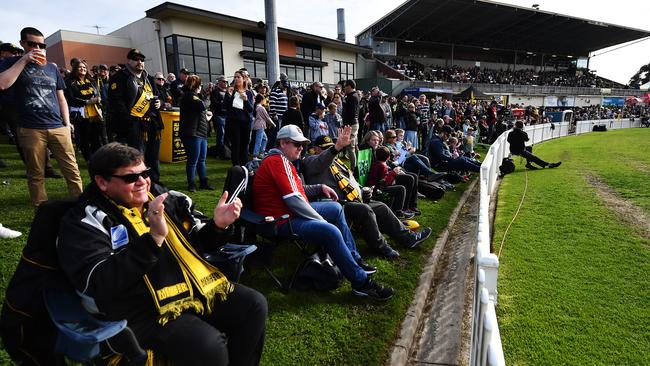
[470,118,642,366]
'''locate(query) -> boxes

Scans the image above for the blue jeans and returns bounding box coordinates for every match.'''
[277,201,367,288]
[181,136,207,184]
[447,156,481,172]
[405,130,418,150]
[252,129,267,156]
[213,115,226,147]
[403,155,433,177]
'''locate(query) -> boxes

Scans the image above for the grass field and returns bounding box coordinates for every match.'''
[493,128,650,365]
[0,137,476,365]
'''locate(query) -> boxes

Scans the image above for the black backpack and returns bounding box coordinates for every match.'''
[418,181,446,200]
[499,157,515,176]
[293,252,343,291]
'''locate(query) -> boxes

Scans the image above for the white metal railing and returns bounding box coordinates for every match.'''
[470,118,642,366]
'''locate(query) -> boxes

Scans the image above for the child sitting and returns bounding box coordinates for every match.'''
[367,146,414,219]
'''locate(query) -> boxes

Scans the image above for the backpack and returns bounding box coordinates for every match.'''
[293,252,344,291]
[499,157,515,176]
[418,181,446,200]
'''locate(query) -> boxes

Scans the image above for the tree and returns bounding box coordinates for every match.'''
[628,62,650,88]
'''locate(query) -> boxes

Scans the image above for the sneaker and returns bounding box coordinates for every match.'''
[404,227,433,249]
[0,224,22,239]
[356,258,377,275]
[44,169,62,179]
[409,207,422,216]
[417,192,426,199]
[548,162,562,168]
[525,164,539,170]
[375,243,400,259]
[396,210,415,220]
[352,279,394,300]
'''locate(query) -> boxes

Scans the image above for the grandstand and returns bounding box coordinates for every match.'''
[355,0,650,99]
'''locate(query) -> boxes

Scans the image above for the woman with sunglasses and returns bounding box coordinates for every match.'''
[223,70,254,166]
[180,75,214,192]
[65,59,104,161]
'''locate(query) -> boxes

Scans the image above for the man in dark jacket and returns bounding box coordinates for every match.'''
[300,81,323,123]
[302,131,432,259]
[57,143,267,365]
[428,125,481,172]
[341,79,360,169]
[210,75,228,157]
[108,49,161,152]
[507,121,561,169]
[367,87,386,131]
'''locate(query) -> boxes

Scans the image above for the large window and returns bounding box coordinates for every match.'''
[296,43,321,61]
[242,33,266,53]
[164,35,223,83]
[243,59,267,79]
[280,64,321,82]
[333,60,355,83]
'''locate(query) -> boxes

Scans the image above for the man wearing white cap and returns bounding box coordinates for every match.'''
[252,125,395,300]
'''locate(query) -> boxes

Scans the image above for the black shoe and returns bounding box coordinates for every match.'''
[356,258,377,275]
[352,279,394,300]
[548,162,562,168]
[404,227,432,249]
[44,169,62,178]
[409,207,422,216]
[199,183,215,190]
[396,210,415,219]
[188,184,197,192]
[376,243,400,259]
[525,164,539,170]
[0,159,6,168]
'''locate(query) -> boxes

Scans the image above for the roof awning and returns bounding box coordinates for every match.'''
[239,50,328,67]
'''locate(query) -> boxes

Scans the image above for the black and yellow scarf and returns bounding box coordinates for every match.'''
[113,193,233,326]
[330,158,362,202]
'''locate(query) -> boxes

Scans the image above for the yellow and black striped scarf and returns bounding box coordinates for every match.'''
[330,158,361,202]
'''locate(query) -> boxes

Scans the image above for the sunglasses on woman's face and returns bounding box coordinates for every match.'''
[111,168,151,183]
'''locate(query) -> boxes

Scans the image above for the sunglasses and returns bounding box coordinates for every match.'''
[288,141,305,148]
[130,57,145,62]
[22,40,47,49]
[155,77,165,80]
[111,168,151,183]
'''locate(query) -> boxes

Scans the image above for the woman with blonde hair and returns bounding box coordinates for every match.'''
[180,74,213,191]
[224,70,254,166]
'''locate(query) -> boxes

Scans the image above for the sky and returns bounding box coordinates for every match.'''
[1,0,649,85]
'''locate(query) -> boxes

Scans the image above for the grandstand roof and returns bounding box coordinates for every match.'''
[357,0,650,57]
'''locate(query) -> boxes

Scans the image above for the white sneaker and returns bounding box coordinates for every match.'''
[0,224,22,239]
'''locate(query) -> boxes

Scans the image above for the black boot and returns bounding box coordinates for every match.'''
[199,179,214,190]
[188,182,197,192]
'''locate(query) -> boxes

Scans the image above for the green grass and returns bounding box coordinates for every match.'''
[0,138,478,365]
[494,128,650,366]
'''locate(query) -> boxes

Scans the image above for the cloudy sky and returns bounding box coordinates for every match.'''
[1,0,648,84]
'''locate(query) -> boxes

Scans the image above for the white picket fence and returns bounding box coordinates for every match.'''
[469,118,642,366]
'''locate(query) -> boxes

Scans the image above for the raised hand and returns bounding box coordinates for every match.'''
[214,191,242,230]
[147,193,169,246]
[335,125,352,150]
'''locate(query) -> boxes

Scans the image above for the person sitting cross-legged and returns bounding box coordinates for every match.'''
[507,120,561,169]
[302,130,432,258]
[252,125,395,300]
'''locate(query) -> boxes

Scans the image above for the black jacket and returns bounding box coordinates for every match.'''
[507,128,528,154]
[180,91,209,138]
[342,91,360,126]
[282,107,305,132]
[300,90,321,123]
[223,89,254,124]
[65,78,99,108]
[209,87,228,117]
[368,95,386,124]
[57,183,233,322]
[108,68,155,135]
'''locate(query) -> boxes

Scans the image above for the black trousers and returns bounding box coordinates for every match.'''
[226,120,251,166]
[518,150,548,168]
[343,200,411,249]
[133,284,267,366]
[395,172,418,209]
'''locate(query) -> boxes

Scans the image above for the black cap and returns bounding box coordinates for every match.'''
[313,135,335,149]
[0,43,22,54]
[442,125,454,134]
[98,64,108,70]
[127,48,145,60]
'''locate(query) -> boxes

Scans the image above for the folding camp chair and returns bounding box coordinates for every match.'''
[224,165,314,291]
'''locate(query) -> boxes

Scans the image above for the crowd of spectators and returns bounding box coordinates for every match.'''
[384,58,625,88]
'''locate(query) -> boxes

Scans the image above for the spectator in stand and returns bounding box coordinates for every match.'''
[223,70,254,166]
[180,75,214,192]
[0,27,83,207]
[253,125,395,300]
[210,75,229,158]
[341,79,360,169]
[300,81,323,124]
[308,103,329,141]
[66,59,104,162]
[252,93,275,159]
[282,95,304,133]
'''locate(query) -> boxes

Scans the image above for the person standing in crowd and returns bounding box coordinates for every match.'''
[108,49,162,152]
[324,102,342,140]
[0,42,23,168]
[367,87,386,132]
[341,79,360,169]
[180,75,214,192]
[57,143,267,366]
[268,72,290,147]
[300,81,323,124]
[170,68,189,106]
[404,103,420,150]
[142,71,168,184]
[94,64,110,144]
[252,93,275,159]
[253,125,395,300]
[210,75,229,158]
[281,95,304,132]
[308,103,329,141]
[223,70,254,166]
[0,27,83,207]
[507,121,561,169]
[66,59,104,162]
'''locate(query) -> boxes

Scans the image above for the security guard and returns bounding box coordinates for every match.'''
[108,48,161,151]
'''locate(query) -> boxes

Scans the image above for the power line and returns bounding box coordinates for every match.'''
[590,36,650,58]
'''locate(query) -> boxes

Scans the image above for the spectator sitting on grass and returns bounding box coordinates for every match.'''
[252,125,395,300]
[507,121,561,169]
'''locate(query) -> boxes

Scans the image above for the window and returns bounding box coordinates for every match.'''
[243,59,267,79]
[280,64,321,82]
[333,60,354,83]
[242,33,265,52]
[164,35,224,83]
[295,43,321,61]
